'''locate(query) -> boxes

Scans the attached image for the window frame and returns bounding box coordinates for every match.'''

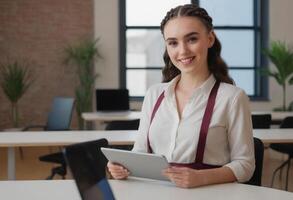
[119,0,269,101]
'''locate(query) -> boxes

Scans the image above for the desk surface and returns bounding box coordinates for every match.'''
[0,129,292,180]
[1,129,292,147]
[252,111,293,121]
[253,129,293,144]
[0,130,137,147]
[82,111,141,121]
[0,179,292,200]
[82,111,293,122]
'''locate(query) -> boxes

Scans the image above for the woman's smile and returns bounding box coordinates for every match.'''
[178,56,196,65]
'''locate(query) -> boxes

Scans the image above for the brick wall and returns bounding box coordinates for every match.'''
[0,0,94,129]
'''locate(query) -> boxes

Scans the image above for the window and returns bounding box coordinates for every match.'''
[120,0,268,99]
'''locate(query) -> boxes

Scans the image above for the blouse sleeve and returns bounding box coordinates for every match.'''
[224,89,255,182]
[132,88,153,153]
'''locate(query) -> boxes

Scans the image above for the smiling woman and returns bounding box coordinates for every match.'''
[109,4,255,189]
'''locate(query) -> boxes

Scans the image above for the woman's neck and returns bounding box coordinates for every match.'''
[177,70,211,92]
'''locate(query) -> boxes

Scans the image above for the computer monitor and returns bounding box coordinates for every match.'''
[96,89,129,112]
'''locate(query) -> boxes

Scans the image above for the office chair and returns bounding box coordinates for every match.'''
[251,114,272,129]
[245,137,264,186]
[24,97,75,179]
[105,119,139,150]
[270,117,293,190]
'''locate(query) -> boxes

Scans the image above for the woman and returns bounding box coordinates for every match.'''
[108,4,255,188]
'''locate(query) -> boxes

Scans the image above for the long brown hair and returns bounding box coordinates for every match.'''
[161,4,233,84]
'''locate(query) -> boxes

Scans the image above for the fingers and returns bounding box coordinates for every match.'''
[162,167,195,188]
[107,162,130,180]
[163,167,189,175]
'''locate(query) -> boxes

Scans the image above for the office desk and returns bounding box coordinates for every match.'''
[253,129,293,144]
[0,130,136,180]
[82,111,141,129]
[1,129,293,180]
[0,179,293,200]
[82,111,141,121]
[252,111,293,124]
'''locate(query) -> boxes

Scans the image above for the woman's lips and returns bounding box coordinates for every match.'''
[178,56,195,65]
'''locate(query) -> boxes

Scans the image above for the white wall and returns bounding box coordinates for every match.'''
[94,0,293,111]
[94,0,119,88]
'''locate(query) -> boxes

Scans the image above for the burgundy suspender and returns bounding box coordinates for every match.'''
[194,81,220,163]
[147,92,165,153]
[147,81,220,166]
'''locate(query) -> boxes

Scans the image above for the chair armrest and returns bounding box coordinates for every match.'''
[23,125,47,131]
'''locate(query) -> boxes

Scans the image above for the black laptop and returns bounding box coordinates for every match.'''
[63,139,115,200]
[96,89,129,112]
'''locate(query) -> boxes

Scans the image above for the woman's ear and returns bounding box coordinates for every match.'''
[208,31,215,48]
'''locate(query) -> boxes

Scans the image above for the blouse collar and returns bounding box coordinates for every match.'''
[164,74,217,101]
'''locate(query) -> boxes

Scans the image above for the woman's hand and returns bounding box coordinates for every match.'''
[107,162,130,180]
[163,167,203,188]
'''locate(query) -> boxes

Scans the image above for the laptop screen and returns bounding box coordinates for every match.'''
[63,139,115,200]
[96,89,129,111]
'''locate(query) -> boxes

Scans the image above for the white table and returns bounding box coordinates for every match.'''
[252,111,293,124]
[253,129,293,144]
[1,129,293,180]
[0,130,137,180]
[82,111,141,129]
[0,179,292,200]
[82,111,141,122]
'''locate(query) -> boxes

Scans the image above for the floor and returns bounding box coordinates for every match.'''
[0,146,292,192]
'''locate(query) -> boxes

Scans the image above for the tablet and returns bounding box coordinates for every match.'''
[101,147,170,181]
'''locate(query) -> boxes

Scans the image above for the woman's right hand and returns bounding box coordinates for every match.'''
[107,162,130,179]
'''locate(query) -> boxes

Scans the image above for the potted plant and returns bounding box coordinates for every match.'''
[64,38,102,129]
[0,60,33,128]
[262,41,293,111]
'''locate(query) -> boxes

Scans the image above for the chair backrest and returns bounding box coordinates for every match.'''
[280,116,293,128]
[105,119,140,130]
[252,114,271,129]
[46,97,75,131]
[245,137,264,186]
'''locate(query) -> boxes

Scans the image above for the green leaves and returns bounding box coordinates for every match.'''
[262,41,293,111]
[263,41,293,85]
[0,60,34,127]
[0,61,33,103]
[64,38,102,129]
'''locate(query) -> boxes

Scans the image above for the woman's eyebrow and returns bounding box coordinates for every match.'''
[165,32,199,41]
[184,32,199,38]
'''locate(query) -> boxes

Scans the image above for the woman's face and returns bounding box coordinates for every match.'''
[163,16,215,75]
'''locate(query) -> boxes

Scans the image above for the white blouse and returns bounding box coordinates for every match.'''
[132,75,255,182]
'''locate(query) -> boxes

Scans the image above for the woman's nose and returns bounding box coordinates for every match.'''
[178,43,189,55]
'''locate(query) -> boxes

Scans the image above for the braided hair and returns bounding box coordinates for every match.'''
[161,4,233,84]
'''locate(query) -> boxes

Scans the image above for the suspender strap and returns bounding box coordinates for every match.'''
[195,81,220,163]
[147,91,165,153]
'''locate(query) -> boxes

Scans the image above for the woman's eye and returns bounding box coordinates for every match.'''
[168,41,177,47]
[188,37,198,43]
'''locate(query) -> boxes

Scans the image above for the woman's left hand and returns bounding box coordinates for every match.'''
[162,167,203,188]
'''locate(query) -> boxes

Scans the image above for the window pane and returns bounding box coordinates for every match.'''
[215,30,254,67]
[126,0,190,26]
[200,0,253,26]
[127,29,165,68]
[229,69,254,95]
[127,69,162,96]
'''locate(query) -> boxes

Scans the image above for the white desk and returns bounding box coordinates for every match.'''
[1,129,293,180]
[82,111,141,122]
[252,111,293,123]
[253,129,293,144]
[0,179,293,200]
[82,111,141,129]
[0,130,136,180]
